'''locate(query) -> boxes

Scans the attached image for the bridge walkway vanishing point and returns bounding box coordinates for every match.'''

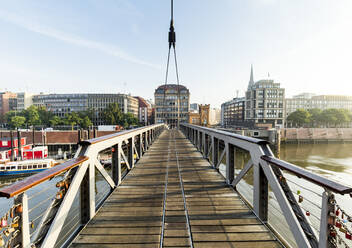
[70,129,282,248]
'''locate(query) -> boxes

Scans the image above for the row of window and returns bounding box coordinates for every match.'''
[0,164,48,171]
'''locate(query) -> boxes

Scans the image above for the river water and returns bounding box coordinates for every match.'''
[0,144,351,247]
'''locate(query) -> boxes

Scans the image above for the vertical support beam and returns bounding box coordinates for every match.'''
[226,142,235,185]
[144,131,148,150]
[202,132,206,157]
[112,144,121,186]
[212,136,219,168]
[203,133,208,158]
[319,191,335,248]
[197,131,201,151]
[253,164,268,222]
[14,192,30,248]
[138,134,143,158]
[81,161,95,224]
[128,137,135,168]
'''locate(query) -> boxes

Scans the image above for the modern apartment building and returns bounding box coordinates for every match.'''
[286,93,352,116]
[221,97,245,127]
[154,84,190,128]
[134,96,153,125]
[33,93,138,125]
[0,92,17,116]
[16,92,34,111]
[245,66,285,128]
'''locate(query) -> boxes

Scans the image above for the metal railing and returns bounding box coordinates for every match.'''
[0,124,166,248]
[180,123,352,248]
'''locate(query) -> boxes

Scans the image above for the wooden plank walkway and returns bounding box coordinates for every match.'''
[70,129,283,248]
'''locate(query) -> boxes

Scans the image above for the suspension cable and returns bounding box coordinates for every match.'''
[162,0,181,129]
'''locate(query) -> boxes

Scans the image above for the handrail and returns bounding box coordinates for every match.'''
[0,156,88,198]
[181,123,269,145]
[261,155,352,195]
[80,124,164,145]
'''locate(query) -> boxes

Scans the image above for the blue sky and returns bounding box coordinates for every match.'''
[0,0,351,108]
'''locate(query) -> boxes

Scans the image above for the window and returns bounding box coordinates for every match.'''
[18,166,22,170]
[43,164,47,168]
[11,166,15,170]
[6,167,10,170]
[33,165,37,169]
[23,166,27,169]
[0,167,4,170]
[28,165,32,169]
[38,164,42,168]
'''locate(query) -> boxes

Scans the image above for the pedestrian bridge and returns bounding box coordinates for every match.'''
[0,124,351,248]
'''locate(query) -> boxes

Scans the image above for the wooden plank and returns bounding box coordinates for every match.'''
[192,232,276,242]
[81,227,161,235]
[193,241,282,248]
[73,234,160,244]
[69,130,282,248]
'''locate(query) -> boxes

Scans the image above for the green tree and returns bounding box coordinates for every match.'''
[308,108,322,127]
[24,105,40,127]
[5,111,19,124]
[65,112,82,130]
[10,116,26,129]
[321,109,338,127]
[80,116,93,129]
[123,113,139,127]
[335,109,350,127]
[49,116,63,127]
[287,109,311,127]
[102,103,123,125]
[38,106,54,126]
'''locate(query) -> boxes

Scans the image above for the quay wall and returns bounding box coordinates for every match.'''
[281,128,352,143]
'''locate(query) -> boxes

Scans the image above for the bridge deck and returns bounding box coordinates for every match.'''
[70,130,282,248]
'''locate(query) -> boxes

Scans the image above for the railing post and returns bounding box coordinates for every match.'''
[197,131,201,151]
[128,137,135,168]
[81,160,95,224]
[112,144,121,186]
[138,134,143,157]
[253,163,268,222]
[144,131,148,150]
[202,132,206,157]
[13,192,30,248]
[319,190,335,248]
[148,130,152,145]
[225,142,235,185]
[212,136,219,168]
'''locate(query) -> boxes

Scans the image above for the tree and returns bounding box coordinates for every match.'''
[38,106,54,126]
[102,103,123,125]
[123,113,139,127]
[308,108,322,127]
[321,109,338,127]
[80,116,93,129]
[24,105,40,127]
[335,109,350,127]
[49,116,62,127]
[287,109,311,127]
[65,112,82,130]
[10,116,26,129]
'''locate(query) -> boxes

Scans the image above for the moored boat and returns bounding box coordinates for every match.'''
[0,159,58,176]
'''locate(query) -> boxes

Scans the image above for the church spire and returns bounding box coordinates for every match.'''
[248,64,254,90]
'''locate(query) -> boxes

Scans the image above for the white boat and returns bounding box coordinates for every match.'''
[0,159,58,176]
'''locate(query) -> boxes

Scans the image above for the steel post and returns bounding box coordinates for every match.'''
[226,142,235,184]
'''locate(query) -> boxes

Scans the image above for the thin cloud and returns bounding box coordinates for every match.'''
[0,11,161,69]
